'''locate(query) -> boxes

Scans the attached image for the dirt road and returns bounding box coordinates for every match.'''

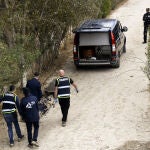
[0,0,150,149]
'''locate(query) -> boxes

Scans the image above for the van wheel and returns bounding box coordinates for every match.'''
[111,57,120,68]
[75,64,81,69]
[123,42,126,53]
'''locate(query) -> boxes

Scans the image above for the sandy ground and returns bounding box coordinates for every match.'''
[0,0,150,149]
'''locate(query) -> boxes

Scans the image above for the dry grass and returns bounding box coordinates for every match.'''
[0,104,2,120]
[40,37,73,87]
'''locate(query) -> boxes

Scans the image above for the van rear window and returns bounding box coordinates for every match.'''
[79,33,110,46]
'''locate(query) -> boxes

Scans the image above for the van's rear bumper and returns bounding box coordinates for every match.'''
[74,59,111,66]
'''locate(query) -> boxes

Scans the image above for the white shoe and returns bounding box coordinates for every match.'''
[10,143,14,147]
[32,141,39,147]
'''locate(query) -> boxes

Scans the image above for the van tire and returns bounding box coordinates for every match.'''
[111,57,120,68]
[123,41,126,53]
[75,64,81,69]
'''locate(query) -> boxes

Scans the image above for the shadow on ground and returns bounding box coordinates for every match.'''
[114,141,150,150]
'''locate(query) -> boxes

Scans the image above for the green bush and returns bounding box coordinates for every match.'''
[112,0,123,9]
[100,0,112,18]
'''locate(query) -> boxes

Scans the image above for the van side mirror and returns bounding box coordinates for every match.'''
[121,26,128,32]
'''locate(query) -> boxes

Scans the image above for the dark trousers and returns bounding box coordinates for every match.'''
[26,121,39,144]
[3,112,22,144]
[144,25,148,42]
[59,98,70,122]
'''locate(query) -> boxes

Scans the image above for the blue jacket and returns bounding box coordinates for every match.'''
[20,95,39,122]
[26,78,42,101]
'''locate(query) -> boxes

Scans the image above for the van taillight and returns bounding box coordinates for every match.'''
[73,34,78,57]
[73,45,77,53]
[112,45,116,55]
[111,32,116,54]
[111,32,115,44]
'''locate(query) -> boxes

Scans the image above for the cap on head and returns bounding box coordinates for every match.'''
[34,72,39,77]
[59,69,65,77]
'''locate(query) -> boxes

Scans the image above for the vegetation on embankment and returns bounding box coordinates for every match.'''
[0,0,126,89]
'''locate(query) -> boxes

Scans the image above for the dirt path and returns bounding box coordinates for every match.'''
[0,0,150,149]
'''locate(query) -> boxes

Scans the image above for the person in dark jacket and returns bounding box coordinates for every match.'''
[26,72,42,101]
[20,87,40,148]
[0,85,24,147]
[143,8,150,43]
[54,69,78,127]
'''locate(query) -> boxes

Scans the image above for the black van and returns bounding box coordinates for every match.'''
[72,19,128,68]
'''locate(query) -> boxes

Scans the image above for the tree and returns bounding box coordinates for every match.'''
[0,0,125,88]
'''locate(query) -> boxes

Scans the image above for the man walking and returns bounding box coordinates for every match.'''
[54,69,78,127]
[0,85,24,147]
[143,8,150,43]
[26,72,42,101]
[20,87,40,148]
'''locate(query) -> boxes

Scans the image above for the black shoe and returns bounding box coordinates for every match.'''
[62,121,66,127]
[28,143,34,148]
[143,41,147,44]
[18,135,24,142]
